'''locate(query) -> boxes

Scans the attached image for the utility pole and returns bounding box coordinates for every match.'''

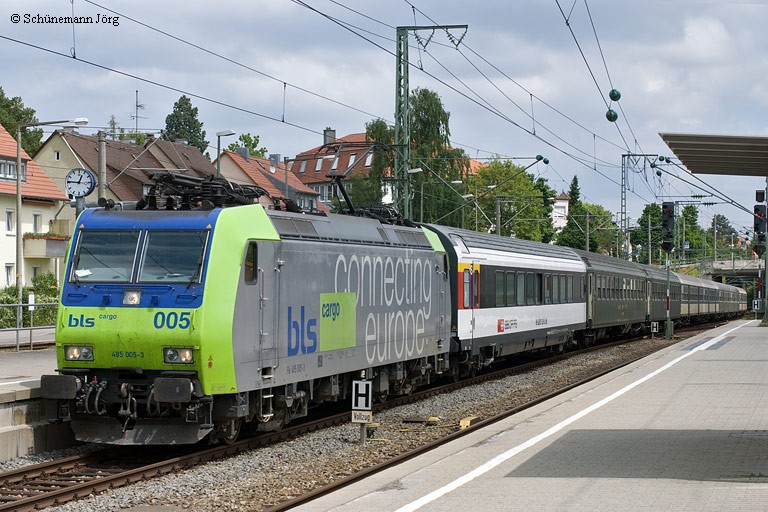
[394,25,467,219]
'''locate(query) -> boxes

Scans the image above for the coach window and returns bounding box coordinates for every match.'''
[525,272,534,305]
[551,275,558,304]
[495,271,505,307]
[544,274,552,304]
[244,242,257,283]
[560,274,567,303]
[463,269,471,308]
[473,270,480,308]
[506,272,515,306]
[516,271,525,306]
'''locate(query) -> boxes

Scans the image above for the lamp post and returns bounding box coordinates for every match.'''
[216,129,236,177]
[15,118,86,350]
[16,118,87,304]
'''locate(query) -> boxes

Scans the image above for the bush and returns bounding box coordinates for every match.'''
[0,272,60,328]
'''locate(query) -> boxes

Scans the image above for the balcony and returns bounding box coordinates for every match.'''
[23,233,70,259]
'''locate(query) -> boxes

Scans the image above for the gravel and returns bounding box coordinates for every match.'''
[1,336,684,512]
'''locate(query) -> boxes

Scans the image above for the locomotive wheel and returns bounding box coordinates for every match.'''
[221,419,243,445]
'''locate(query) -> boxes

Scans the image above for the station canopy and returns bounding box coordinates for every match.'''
[659,133,768,177]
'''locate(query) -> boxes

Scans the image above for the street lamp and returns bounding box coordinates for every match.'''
[216,129,236,177]
[16,118,87,308]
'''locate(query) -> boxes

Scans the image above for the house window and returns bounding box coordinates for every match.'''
[364,153,373,167]
[5,210,13,233]
[349,153,356,168]
[331,155,339,171]
[33,213,42,234]
[315,159,323,172]
[54,150,61,161]
[299,160,307,173]
[32,266,40,279]
[5,265,13,287]
[0,161,5,177]
[7,162,15,179]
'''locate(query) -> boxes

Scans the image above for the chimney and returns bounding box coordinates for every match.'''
[323,127,336,145]
[269,154,281,167]
[236,146,250,162]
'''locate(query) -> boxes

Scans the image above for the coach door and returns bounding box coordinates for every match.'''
[587,272,595,327]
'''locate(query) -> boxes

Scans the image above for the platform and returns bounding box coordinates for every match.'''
[0,347,73,461]
[306,319,768,512]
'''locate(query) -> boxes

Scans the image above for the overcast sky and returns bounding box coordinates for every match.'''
[2,0,767,234]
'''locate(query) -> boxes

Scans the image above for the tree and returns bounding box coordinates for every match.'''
[408,88,470,227]
[467,159,555,241]
[227,133,268,158]
[583,203,617,255]
[0,86,42,155]
[556,176,596,251]
[163,95,208,154]
[631,203,662,265]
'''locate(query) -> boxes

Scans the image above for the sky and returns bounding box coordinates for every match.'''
[1,0,767,235]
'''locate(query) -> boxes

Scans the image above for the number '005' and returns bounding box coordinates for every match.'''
[153,312,191,329]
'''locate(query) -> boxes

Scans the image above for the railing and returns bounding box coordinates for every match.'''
[0,301,57,351]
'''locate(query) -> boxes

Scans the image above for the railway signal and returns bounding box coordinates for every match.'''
[661,202,675,253]
[754,205,767,257]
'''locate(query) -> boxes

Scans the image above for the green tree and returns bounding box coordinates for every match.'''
[408,88,469,227]
[556,176,596,251]
[680,204,704,263]
[631,203,662,265]
[583,203,617,255]
[227,133,268,158]
[163,95,208,154]
[467,159,555,241]
[0,86,42,155]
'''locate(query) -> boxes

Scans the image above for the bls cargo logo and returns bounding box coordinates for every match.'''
[287,292,357,356]
[68,314,95,328]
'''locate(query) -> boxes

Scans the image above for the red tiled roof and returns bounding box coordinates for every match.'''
[222,151,287,198]
[292,133,377,186]
[0,124,67,201]
[290,132,484,185]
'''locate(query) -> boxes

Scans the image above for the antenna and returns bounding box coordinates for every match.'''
[131,90,147,134]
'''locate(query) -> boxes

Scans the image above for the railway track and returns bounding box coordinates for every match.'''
[0,326,716,511]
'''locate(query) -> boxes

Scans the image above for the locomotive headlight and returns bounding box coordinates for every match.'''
[65,345,94,361]
[164,347,194,364]
[122,290,141,306]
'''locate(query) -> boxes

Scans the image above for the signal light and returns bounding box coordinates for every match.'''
[754,205,767,234]
[661,201,675,252]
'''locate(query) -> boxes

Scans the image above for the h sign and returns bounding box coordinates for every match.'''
[352,380,372,411]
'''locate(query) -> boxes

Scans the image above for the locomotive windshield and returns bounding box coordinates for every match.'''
[71,231,140,283]
[70,229,208,284]
[138,231,208,283]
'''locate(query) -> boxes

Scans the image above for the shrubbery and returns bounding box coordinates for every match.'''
[0,271,59,328]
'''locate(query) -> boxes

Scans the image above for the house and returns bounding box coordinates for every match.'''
[289,128,487,210]
[552,191,569,231]
[216,149,322,211]
[289,129,388,207]
[0,124,69,287]
[36,131,227,213]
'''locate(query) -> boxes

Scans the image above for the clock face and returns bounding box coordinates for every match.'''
[65,168,96,198]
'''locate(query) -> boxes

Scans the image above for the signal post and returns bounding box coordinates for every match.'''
[661,202,675,339]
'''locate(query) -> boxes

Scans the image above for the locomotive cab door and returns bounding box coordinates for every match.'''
[234,241,279,381]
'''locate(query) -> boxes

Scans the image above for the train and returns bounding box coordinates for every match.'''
[41,176,746,445]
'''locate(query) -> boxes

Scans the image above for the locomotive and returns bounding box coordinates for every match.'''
[41,174,746,445]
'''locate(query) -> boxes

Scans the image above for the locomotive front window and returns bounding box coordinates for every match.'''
[138,230,208,283]
[71,230,141,282]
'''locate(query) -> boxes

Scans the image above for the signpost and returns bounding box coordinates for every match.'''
[352,380,372,443]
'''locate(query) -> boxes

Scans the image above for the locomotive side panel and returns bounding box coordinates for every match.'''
[230,238,450,391]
